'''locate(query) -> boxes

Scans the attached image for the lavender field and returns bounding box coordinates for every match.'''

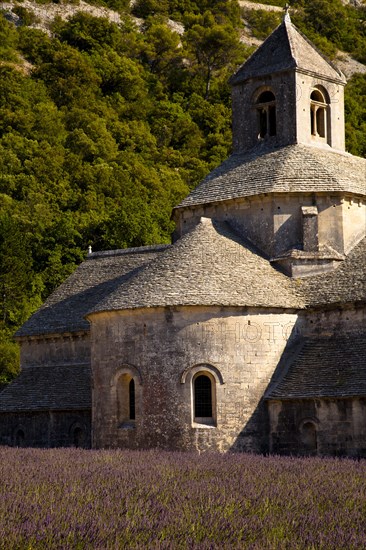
[0,448,366,549]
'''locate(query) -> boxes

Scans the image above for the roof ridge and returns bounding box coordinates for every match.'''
[15,243,168,338]
[285,19,345,81]
[87,244,171,260]
[284,18,296,62]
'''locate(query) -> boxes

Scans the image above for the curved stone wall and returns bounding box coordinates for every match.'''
[89,306,300,452]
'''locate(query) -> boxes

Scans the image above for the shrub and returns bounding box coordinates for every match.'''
[12,6,38,26]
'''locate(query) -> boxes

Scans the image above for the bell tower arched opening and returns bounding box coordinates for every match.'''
[310,87,329,142]
[255,90,277,139]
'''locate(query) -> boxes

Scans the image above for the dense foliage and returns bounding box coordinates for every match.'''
[1,448,366,548]
[0,5,248,383]
[248,0,366,62]
[0,0,365,383]
[293,0,366,63]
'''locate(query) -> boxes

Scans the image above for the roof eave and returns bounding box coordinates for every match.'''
[266,393,366,402]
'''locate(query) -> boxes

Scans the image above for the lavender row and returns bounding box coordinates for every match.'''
[0,447,366,548]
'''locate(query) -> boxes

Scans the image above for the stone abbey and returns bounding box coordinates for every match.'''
[0,14,365,456]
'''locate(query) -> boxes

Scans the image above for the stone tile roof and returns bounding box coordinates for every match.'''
[266,334,366,399]
[0,365,91,411]
[89,218,305,313]
[15,224,365,339]
[16,245,169,338]
[176,144,366,209]
[299,237,366,307]
[231,17,345,85]
[16,222,365,338]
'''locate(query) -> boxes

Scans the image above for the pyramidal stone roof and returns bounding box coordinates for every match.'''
[299,236,366,307]
[0,365,91,411]
[176,144,366,209]
[231,15,345,85]
[266,334,366,400]
[16,245,169,338]
[88,218,305,314]
[14,226,366,338]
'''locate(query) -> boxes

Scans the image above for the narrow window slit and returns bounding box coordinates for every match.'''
[129,379,135,420]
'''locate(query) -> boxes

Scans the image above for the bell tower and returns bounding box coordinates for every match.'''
[174,10,365,278]
[230,12,346,154]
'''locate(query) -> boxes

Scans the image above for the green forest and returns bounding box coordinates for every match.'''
[0,0,365,383]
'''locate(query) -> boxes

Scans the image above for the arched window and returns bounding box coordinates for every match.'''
[73,427,84,448]
[117,373,136,426]
[256,91,276,139]
[193,372,216,426]
[300,420,317,454]
[194,375,212,417]
[69,422,88,448]
[14,429,25,447]
[181,364,223,428]
[310,89,328,139]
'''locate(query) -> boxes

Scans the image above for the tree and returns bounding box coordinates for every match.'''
[291,0,366,63]
[0,210,43,328]
[140,18,183,83]
[183,12,246,98]
[58,13,121,52]
[34,44,101,107]
[132,0,169,18]
[0,337,20,385]
[345,74,366,158]
[0,13,18,62]
[91,49,149,100]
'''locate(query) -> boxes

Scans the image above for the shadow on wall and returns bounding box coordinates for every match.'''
[229,318,366,458]
[227,316,304,455]
[0,411,92,449]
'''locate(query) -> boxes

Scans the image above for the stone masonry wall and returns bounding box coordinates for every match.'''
[342,197,366,252]
[19,332,90,369]
[89,306,300,453]
[268,398,366,457]
[0,410,91,448]
[176,194,366,259]
[268,306,366,457]
[294,72,345,151]
[231,69,345,154]
[231,71,297,153]
[303,306,365,337]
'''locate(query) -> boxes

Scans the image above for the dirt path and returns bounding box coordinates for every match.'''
[336,52,366,78]
[238,1,284,12]
[0,0,184,35]
[1,0,122,32]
